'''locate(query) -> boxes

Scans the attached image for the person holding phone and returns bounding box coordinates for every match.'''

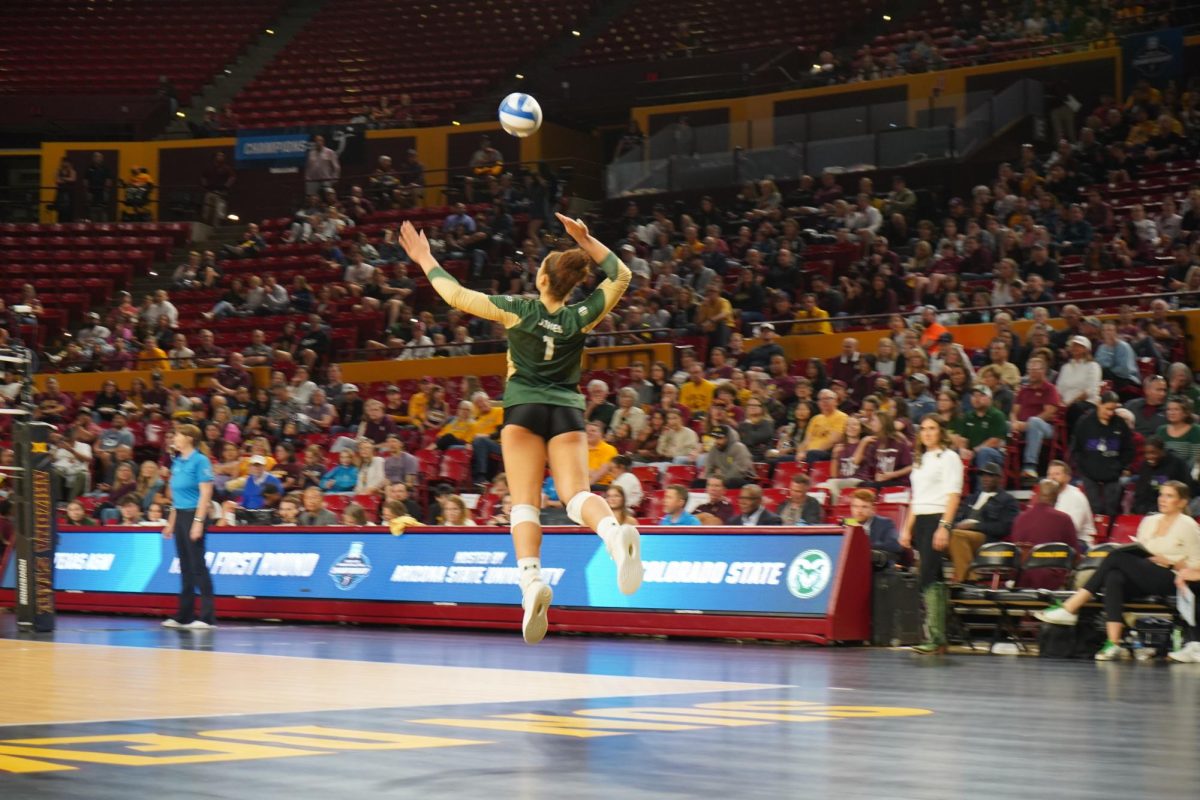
[162,424,217,630]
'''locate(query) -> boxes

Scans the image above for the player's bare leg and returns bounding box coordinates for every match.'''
[500,424,553,643]
[548,430,643,595]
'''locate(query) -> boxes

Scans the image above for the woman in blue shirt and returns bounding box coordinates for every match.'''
[163,424,217,629]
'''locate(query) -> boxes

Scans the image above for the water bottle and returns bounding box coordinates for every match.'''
[1129,630,1144,660]
[1172,627,1183,654]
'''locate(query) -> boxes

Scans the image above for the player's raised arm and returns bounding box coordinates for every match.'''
[556,212,621,279]
[397,221,518,326]
[555,213,631,332]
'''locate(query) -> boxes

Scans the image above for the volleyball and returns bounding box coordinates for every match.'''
[498,92,543,137]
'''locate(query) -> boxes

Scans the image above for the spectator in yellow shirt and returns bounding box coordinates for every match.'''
[673,225,705,260]
[470,391,506,485]
[139,336,170,372]
[587,420,619,487]
[695,283,734,348]
[796,389,848,462]
[400,377,434,427]
[680,362,717,416]
[471,392,504,437]
[436,401,476,449]
[793,293,833,335]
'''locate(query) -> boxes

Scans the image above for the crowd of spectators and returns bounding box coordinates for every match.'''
[2,75,1197,586]
[802,0,1184,87]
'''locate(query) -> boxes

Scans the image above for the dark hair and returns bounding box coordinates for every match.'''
[791,473,812,487]
[613,455,632,469]
[1145,436,1166,450]
[541,249,593,301]
[666,484,689,503]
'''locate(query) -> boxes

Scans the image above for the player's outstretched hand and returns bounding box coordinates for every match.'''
[399,221,432,265]
[555,212,590,244]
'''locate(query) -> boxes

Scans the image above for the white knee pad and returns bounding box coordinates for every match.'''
[565,491,594,526]
[510,504,540,528]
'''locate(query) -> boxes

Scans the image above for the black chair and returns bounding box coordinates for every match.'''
[1022,542,1079,594]
[951,542,1023,649]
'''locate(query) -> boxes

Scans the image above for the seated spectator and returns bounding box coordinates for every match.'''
[1158,397,1200,471]
[951,386,1007,476]
[609,455,644,510]
[377,482,419,522]
[795,389,847,463]
[611,387,648,438]
[51,429,92,500]
[1007,480,1081,585]
[1125,375,1167,436]
[117,496,144,525]
[298,487,338,525]
[659,483,701,525]
[276,495,303,526]
[1037,481,1200,661]
[778,474,823,525]
[845,488,903,566]
[584,380,617,430]
[241,455,284,510]
[693,476,735,523]
[606,485,639,526]
[728,484,782,526]
[321,450,361,494]
[1046,460,1098,546]
[1072,392,1134,517]
[949,463,1020,582]
[1057,336,1102,429]
[222,223,266,260]
[340,502,370,527]
[737,398,775,461]
[64,499,97,526]
[441,494,476,527]
[353,439,387,495]
[705,425,756,489]
[382,434,419,485]
[1011,357,1062,484]
[479,493,510,526]
[1131,437,1193,515]
[656,409,701,465]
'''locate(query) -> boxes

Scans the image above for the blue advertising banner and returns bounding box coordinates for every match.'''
[1,529,847,616]
[234,124,367,167]
[234,132,311,164]
[1123,27,1184,89]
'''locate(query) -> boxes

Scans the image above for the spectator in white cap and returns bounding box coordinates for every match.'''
[743,322,784,370]
[1057,334,1102,430]
[619,243,651,280]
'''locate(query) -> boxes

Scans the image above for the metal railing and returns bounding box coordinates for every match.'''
[607,80,1042,196]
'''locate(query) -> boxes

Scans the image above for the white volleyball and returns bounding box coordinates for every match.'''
[498,92,543,138]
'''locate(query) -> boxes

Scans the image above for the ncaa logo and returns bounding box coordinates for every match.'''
[786,550,832,599]
[329,541,372,591]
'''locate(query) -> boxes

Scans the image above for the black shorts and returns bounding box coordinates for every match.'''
[504,403,586,441]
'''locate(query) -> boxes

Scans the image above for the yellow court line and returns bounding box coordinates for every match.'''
[0,640,785,728]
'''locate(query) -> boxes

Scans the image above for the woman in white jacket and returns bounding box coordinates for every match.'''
[1056,335,1102,431]
[354,439,388,495]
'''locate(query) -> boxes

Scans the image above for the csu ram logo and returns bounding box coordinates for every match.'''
[786,550,833,600]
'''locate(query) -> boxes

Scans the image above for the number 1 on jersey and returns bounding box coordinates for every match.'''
[542,335,556,361]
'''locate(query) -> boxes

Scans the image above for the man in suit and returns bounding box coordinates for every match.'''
[846,488,902,566]
[948,462,1020,581]
[728,484,782,526]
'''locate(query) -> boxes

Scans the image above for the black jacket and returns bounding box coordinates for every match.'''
[729,507,783,526]
[954,489,1020,542]
[1132,451,1193,514]
[1071,413,1134,483]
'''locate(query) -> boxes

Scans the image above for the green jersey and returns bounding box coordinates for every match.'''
[426,252,631,410]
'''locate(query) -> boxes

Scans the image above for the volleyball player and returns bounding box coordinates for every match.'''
[398,215,643,645]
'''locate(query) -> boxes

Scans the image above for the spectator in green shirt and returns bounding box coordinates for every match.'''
[951,386,1008,481]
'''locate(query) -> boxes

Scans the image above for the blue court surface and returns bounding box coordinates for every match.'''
[1,615,1197,800]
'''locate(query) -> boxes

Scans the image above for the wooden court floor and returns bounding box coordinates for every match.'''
[1,615,1198,799]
